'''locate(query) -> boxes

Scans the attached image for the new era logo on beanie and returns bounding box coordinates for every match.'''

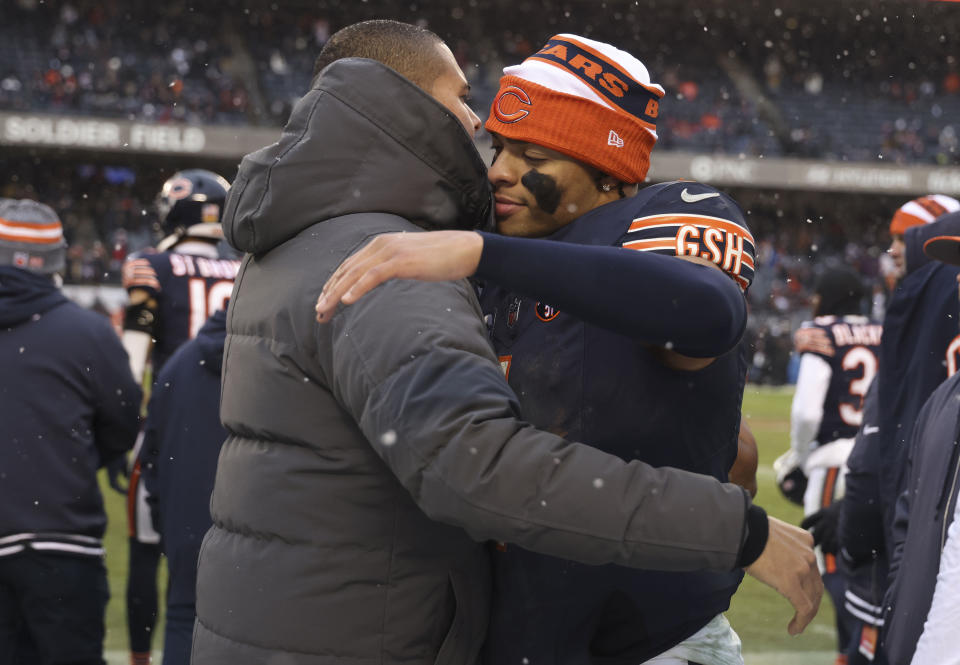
[0,198,66,275]
[485,34,665,184]
[889,194,960,236]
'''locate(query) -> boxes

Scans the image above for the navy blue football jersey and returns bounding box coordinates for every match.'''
[794,315,882,445]
[122,249,239,374]
[481,181,751,663]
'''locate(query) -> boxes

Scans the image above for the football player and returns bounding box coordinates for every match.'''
[316,33,821,664]
[120,169,240,665]
[775,267,881,664]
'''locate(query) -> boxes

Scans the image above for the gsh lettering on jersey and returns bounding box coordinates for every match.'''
[624,212,756,291]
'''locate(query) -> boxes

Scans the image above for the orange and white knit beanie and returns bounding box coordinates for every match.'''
[889,195,960,235]
[485,34,664,184]
[0,198,66,274]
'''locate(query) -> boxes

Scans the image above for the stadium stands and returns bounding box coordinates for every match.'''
[3,0,958,383]
[4,1,957,162]
[1,1,250,124]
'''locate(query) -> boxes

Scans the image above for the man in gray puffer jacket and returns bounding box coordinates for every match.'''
[193,21,817,664]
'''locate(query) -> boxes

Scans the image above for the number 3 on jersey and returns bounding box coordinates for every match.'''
[840,346,878,426]
[188,279,233,339]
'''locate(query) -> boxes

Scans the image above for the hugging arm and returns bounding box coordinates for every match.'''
[317,230,746,357]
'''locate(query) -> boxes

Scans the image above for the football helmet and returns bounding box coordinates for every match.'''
[155,169,230,249]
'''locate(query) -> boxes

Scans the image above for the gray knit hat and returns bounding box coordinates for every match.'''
[0,198,66,274]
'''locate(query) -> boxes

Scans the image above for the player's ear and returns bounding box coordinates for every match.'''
[594,173,618,193]
[594,175,636,198]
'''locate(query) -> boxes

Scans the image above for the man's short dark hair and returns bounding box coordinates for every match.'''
[312,20,447,90]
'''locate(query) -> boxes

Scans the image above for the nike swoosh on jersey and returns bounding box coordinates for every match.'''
[681,188,721,203]
[863,425,879,434]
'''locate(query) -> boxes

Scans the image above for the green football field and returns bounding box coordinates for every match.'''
[97,385,837,664]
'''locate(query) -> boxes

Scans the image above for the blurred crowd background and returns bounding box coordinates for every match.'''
[2,0,958,383]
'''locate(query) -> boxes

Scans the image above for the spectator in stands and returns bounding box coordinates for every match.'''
[0,197,141,664]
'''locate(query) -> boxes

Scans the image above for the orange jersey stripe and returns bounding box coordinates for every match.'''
[623,239,751,292]
[623,236,755,270]
[795,328,835,356]
[822,467,839,507]
[825,552,837,574]
[122,259,161,291]
[622,238,676,250]
[629,214,756,247]
[821,466,841,575]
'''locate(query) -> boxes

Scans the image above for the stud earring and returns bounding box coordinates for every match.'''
[601,183,613,192]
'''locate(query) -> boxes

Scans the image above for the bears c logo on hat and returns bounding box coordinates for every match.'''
[493,86,532,124]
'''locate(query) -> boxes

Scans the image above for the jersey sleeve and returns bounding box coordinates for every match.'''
[793,323,836,359]
[475,233,746,357]
[615,181,756,292]
[122,255,162,296]
[790,352,832,457]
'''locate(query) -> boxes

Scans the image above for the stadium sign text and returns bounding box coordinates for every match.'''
[3,115,205,153]
[4,115,122,148]
[690,156,757,183]
[0,111,280,159]
[6,111,959,194]
[648,151,960,195]
[129,125,205,152]
[928,171,960,194]
[804,165,912,190]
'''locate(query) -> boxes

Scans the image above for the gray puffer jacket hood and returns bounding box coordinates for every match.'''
[223,57,493,254]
